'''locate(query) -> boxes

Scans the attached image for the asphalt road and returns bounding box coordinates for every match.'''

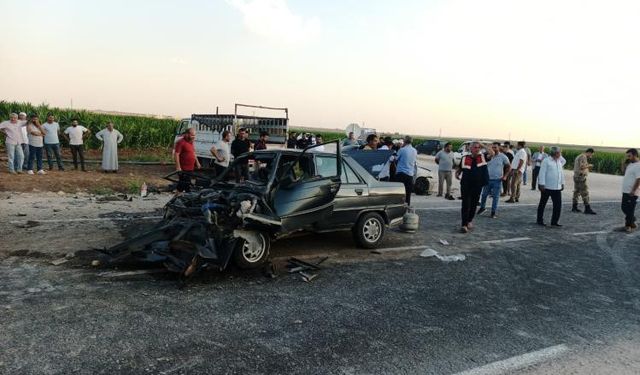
[1,197,639,374]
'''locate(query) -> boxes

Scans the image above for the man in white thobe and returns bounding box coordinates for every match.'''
[95,122,124,172]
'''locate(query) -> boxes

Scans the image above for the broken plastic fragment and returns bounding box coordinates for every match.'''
[420,248,438,258]
[435,254,466,262]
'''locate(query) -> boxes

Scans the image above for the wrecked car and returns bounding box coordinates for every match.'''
[102,142,407,277]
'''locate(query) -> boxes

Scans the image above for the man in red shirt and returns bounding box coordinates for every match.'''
[174,128,201,192]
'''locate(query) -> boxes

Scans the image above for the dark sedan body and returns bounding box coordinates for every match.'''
[104,142,407,276]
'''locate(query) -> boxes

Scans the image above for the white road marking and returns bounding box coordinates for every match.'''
[572,231,609,236]
[372,245,429,253]
[97,269,165,277]
[412,200,619,211]
[481,237,531,244]
[10,216,162,224]
[453,344,570,375]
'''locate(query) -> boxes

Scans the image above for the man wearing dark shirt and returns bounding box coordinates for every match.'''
[174,128,201,193]
[231,128,252,182]
[254,131,269,151]
[286,132,297,149]
[455,142,489,233]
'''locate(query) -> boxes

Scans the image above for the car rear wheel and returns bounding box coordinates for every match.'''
[414,177,430,195]
[353,212,386,249]
[233,232,270,269]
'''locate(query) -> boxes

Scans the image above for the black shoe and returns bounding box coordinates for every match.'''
[446,195,455,201]
[437,194,443,197]
[571,204,581,213]
[584,205,597,215]
[550,223,563,228]
[537,221,546,226]
[505,199,515,203]
[477,208,486,215]
[490,212,497,219]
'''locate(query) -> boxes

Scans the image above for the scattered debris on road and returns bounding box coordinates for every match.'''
[420,248,466,262]
[285,257,327,282]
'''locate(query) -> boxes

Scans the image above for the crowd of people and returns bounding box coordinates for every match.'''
[0,113,124,174]
[452,141,639,234]
[5,115,637,233]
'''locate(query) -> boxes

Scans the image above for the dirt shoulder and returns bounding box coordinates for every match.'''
[0,164,174,194]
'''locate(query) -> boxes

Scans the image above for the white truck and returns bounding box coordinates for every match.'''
[174,104,289,166]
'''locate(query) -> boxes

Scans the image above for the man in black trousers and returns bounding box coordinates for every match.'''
[455,141,489,233]
[537,146,565,227]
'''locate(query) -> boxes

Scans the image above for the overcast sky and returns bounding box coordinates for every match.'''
[1,0,638,146]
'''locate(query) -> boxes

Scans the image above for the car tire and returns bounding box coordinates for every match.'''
[414,177,430,195]
[353,212,386,249]
[233,232,270,269]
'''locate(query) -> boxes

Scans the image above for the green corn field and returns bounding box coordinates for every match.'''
[0,101,177,150]
[1,101,630,175]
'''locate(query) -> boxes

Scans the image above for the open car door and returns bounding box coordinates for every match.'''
[272,141,342,231]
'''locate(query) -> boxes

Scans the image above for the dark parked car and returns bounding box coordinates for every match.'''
[416,139,446,155]
[103,142,407,277]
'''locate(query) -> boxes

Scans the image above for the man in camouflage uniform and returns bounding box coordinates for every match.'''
[572,148,596,214]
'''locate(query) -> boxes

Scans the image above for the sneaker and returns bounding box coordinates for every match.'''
[26,170,34,175]
[16,170,23,174]
[625,226,633,233]
[490,213,497,219]
[477,207,486,216]
[460,226,469,233]
[37,170,46,175]
[631,223,638,229]
[10,170,17,175]
[467,222,474,230]
[505,199,515,203]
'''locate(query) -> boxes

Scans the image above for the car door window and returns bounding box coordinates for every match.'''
[340,161,360,184]
[315,155,338,179]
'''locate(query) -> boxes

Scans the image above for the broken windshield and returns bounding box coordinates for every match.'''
[222,152,278,185]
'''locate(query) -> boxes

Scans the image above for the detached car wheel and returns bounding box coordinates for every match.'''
[353,212,386,249]
[414,177,430,195]
[233,232,270,269]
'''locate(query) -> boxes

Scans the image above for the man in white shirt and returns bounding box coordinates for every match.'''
[18,112,29,170]
[63,119,91,171]
[506,141,528,203]
[536,146,565,227]
[621,148,640,233]
[210,130,232,177]
[43,114,65,171]
[0,113,27,174]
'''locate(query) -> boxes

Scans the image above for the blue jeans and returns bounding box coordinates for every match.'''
[6,142,24,172]
[480,179,502,213]
[27,145,43,171]
[20,143,29,170]
[45,143,64,170]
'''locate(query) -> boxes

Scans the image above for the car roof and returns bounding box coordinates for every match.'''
[251,149,337,157]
